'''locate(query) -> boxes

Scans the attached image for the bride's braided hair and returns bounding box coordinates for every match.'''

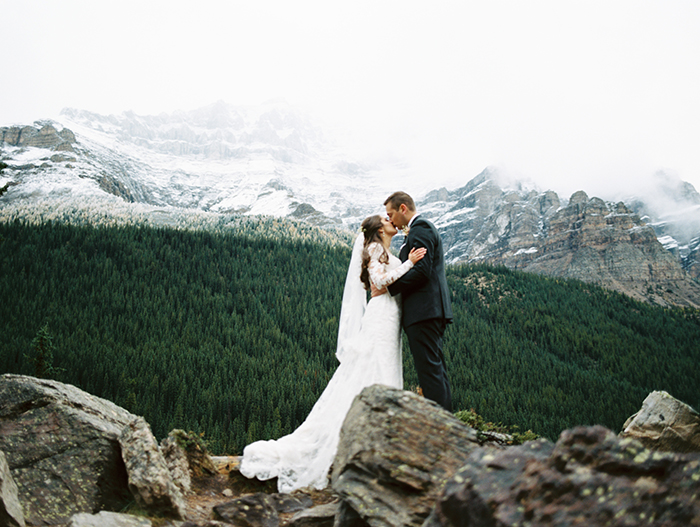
[359,215,389,291]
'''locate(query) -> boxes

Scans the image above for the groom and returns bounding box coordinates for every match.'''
[383,191,453,411]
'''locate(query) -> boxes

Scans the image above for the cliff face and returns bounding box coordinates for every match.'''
[422,172,700,308]
[523,192,697,305]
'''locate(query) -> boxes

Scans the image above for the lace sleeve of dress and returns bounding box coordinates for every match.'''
[367,243,414,289]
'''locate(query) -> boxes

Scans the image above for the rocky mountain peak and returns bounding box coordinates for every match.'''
[568,189,589,210]
[422,178,700,307]
[537,189,560,216]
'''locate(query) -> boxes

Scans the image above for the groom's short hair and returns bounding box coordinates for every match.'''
[384,191,416,211]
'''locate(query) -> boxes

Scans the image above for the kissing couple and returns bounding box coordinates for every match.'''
[240,191,453,493]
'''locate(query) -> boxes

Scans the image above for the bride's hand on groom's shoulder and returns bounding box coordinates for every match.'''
[408,247,427,264]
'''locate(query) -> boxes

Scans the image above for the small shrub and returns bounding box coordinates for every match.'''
[454,408,539,445]
[171,430,217,477]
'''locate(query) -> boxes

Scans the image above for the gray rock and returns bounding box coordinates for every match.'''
[333,501,369,527]
[67,511,152,527]
[621,390,700,453]
[269,493,314,513]
[331,385,480,527]
[288,501,339,527]
[425,425,700,526]
[119,417,186,519]
[0,374,134,525]
[0,450,25,527]
[423,439,554,527]
[160,432,192,495]
[213,493,279,527]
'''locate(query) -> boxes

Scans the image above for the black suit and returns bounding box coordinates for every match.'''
[387,215,453,411]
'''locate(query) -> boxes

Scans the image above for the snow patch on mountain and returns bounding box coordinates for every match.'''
[1,101,416,229]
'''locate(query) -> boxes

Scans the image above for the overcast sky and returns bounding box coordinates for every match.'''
[3,0,700,199]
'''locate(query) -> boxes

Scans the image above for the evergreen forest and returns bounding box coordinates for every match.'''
[2,219,699,454]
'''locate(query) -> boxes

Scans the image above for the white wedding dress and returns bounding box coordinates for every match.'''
[239,236,413,493]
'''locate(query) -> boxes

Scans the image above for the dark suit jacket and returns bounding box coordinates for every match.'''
[387,215,453,328]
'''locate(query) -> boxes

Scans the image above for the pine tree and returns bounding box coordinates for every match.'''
[27,324,63,379]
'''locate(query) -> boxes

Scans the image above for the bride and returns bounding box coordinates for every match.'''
[239,214,425,493]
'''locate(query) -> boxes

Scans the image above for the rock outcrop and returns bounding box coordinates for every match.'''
[330,385,481,527]
[0,124,76,152]
[119,417,187,519]
[0,375,202,525]
[0,374,135,525]
[425,426,700,526]
[525,192,685,286]
[5,372,700,527]
[324,385,700,527]
[621,390,700,453]
[4,375,700,526]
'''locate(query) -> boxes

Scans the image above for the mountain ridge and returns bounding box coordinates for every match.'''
[2,102,700,306]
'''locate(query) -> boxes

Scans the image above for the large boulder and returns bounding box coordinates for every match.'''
[621,390,700,453]
[330,385,481,527]
[0,450,25,527]
[0,374,134,525]
[425,425,700,526]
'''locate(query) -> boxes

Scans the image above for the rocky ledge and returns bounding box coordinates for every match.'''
[1,375,700,527]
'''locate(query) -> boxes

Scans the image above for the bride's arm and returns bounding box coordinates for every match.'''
[368,243,422,290]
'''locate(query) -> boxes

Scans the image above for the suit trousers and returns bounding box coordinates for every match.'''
[404,318,452,412]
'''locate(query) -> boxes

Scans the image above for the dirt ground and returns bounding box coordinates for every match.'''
[181,460,338,525]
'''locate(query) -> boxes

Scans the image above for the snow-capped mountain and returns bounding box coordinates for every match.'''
[2,101,700,306]
[0,100,406,226]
